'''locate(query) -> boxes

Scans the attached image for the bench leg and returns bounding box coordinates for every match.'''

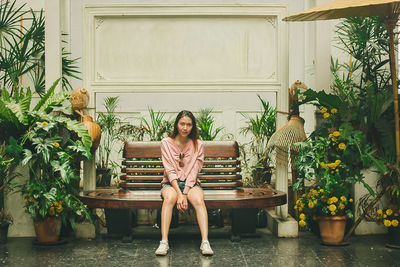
[231,208,257,242]
[104,209,132,242]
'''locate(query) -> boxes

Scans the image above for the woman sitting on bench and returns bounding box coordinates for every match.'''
[155,110,214,256]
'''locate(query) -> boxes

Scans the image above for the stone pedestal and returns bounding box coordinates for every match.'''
[266,209,298,237]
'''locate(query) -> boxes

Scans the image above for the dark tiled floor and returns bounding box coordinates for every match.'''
[0,225,399,267]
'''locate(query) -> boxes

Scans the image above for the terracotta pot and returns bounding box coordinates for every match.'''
[70,88,89,110]
[317,216,347,244]
[387,226,400,248]
[34,217,61,243]
[81,115,101,151]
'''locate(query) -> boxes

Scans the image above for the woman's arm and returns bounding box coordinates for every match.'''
[184,141,204,189]
[160,140,179,183]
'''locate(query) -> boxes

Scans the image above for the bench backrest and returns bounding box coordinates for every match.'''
[120,141,242,190]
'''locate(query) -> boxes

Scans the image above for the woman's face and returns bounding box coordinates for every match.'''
[177,116,193,138]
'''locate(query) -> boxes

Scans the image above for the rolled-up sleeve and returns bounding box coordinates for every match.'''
[185,142,204,188]
[161,140,179,183]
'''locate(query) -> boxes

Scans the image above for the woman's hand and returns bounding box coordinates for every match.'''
[177,194,188,212]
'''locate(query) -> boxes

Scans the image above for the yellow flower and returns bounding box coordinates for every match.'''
[313,200,317,204]
[335,160,341,165]
[296,199,301,205]
[395,213,399,217]
[49,207,55,216]
[349,198,353,203]
[323,113,330,119]
[331,197,338,203]
[329,134,333,139]
[320,162,326,168]
[56,205,63,213]
[386,209,393,216]
[392,220,399,227]
[340,196,346,202]
[335,169,339,173]
[332,137,338,142]
[299,220,306,227]
[321,107,327,113]
[311,189,318,195]
[339,203,345,210]
[331,211,336,215]
[331,108,338,114]
[42,121,48,126]
[384,219,392,227]
[320,189,324,193]
[328,163,336,169]
[338,143,346,150]
[299,213,306,220]
[24,198,28,204]
[308,201,314,208]
[329,204,337,212]
[327,199,333,205]
[54,142,60,148]
[333,131,340,137]
[377,209,383,215]
[384,214,388,218]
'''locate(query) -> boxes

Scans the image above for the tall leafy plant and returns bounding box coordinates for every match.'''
[96,97,123,173]
[197,108,224,141]
[0,0,81,95]
[240,95,276,186]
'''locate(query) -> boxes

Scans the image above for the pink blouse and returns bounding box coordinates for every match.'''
[160,137,204,188]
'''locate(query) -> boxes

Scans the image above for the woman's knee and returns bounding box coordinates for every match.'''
[188,189,205,207]
[162,189,177,205]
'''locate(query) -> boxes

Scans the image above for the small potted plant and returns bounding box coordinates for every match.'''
[376,206,400,248]
[96,96,124,187]
[295,187,353,244]
[294,107,385,244]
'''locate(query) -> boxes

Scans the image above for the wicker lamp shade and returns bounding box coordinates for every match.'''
[266,115,306,157]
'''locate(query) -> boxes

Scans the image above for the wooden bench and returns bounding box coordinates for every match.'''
[79,141,286,240]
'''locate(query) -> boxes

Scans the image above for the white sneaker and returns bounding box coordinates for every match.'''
[200,240,214,256]
[155,240,169,256]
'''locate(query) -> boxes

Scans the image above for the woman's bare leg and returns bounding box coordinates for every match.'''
[160,187,178,242]
[187,187,208,242]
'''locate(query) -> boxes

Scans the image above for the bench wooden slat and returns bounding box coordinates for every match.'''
[119,181,242,189]
[123,159,240,166]
[122,167,240,175]
[124,141,239,158]
[121,174,242,182]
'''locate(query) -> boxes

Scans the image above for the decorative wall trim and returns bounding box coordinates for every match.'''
[83,4,288,92]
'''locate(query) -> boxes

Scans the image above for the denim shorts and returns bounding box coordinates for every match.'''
[161,180,202,193]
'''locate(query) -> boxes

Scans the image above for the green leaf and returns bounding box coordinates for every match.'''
[33,78,61,111]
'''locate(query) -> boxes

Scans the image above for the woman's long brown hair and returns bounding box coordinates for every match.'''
[170,110,199,151]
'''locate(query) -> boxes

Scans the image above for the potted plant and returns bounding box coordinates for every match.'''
[239,95,276,231]
[294,106,385,244]
[376,206,400,248]
[96,96,125,186]
[7,80,93,243]
[240,95,276,187]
